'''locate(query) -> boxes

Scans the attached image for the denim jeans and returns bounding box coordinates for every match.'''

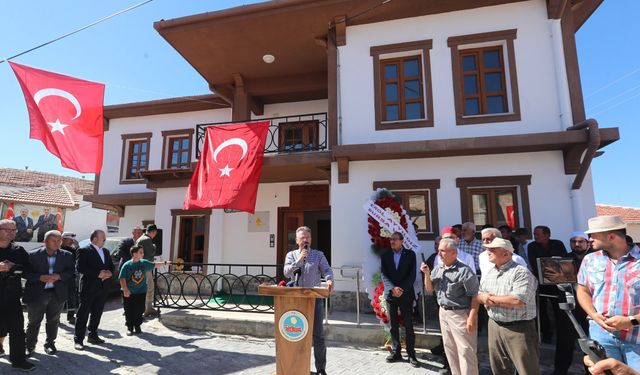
[589,320,640,369]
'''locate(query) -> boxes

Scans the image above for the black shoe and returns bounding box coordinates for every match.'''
[74,342,84,350]
[87,335,105,345]
[44,342,57,355]
[126,330,134,336]
[11,361,35,372]
[438,368,451,375]
[409,357,419,368]
[386,353,402,362]
[134,326,142,334]
[317,370,327,375]
[25,347,34,357]
[67,316,76,325]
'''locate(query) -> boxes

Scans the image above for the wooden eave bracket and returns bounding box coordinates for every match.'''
[546,0,568,19]
[563,144,587,174]
[91,202,125,217]
[337,157,349,184]
[333,15,346,46]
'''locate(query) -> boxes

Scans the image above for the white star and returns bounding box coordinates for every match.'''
[47,119,69,135]
[219,164,234,177]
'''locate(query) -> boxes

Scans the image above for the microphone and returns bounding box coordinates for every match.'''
[277,280,286,287]
[286,280,296,287]
[293,268,302,287]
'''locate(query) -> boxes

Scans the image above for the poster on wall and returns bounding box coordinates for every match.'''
[0,202,66,243]
[106,210,120,233]
[248,211,270,232]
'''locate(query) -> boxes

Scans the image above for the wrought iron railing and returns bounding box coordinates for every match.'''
[153,263,281,313]
[195,112,328,159]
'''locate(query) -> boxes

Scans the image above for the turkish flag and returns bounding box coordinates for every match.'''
[56,207,63,231]
[10,62,105,173]
[184,121,269,213]
[3,202,14,220]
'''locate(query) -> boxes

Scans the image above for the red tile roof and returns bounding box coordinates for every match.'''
[0,168,93,195]
[0,184,78,208]
[596,204,640,223]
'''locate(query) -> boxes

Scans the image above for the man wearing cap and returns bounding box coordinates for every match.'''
[478,228,529,276]
[422,238,479,375]
[60,232,78,324]
[552,231,592,375]
[136,225,158,317]
[478,237,540,375]
[577,215,640,368]
[23,230,74,356]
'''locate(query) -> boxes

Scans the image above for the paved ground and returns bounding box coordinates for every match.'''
[0,297,586,374]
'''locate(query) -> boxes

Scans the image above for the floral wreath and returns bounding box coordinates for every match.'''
[364,188,416,327]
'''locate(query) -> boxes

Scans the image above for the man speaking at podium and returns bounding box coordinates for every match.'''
[284,226,334,375]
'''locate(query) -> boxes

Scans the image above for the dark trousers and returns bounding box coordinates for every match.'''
[0,300,26,365]
[66,276,78,313]
[313,298,327,372]
[539,296,553,340]
[488,319,540,375]
[74,289,107,343]
[554,300,590,374]
[388,298,415,357]
[25,290,65,349]
[123,292,146,330]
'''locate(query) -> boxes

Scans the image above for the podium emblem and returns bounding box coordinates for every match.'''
[278,310,309,342]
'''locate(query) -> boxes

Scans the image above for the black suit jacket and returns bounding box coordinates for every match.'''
[13,216,34,242]
[23,248,74,304]
[381,247,416,302]
[76,244,114,295]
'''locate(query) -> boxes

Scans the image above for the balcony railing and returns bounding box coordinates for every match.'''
[195,112,328,159]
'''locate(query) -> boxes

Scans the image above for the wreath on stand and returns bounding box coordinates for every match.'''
[364,188,416,347]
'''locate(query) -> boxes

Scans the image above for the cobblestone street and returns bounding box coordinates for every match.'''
[0,297,585,374]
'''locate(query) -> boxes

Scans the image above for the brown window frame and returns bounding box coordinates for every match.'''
[467,187,519,231]
[448,29,521,125]
[456,175,531,232]
[459,46,509,117]
[373,179,440,240]
[120,132,152,184]
[278,120,319,152]
[170,209,211,272]
[161,129,194,169]
[371,39,434,131]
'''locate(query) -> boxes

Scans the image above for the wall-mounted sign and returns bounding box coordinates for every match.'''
[248,211,270,232]
[278,310,308,342]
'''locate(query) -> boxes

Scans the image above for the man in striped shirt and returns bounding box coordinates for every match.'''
[458,222,483,274]
[577,215,640,369]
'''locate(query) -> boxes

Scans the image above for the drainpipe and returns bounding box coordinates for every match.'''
[567,119,600,230]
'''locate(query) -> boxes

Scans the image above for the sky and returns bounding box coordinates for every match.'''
[0,1,638,206]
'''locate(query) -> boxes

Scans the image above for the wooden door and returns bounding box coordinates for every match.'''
[277,209,304,279]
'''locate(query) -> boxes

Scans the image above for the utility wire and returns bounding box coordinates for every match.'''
[586,65,640,98]
[0,0,153,65]
[587,82,640,110]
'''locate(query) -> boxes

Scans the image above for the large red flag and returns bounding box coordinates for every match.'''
[184,121,269,213]
[9,62,105,173]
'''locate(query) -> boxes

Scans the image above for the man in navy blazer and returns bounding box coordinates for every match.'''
[23,230,74,355]
[73,229,114,350]
[13,208,34,242]
[381,231,419,367]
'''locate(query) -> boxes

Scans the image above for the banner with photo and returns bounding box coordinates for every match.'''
[0,202,66,243]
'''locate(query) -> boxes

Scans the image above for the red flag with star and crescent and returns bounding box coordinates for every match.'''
[9,61,105,173]
[184,121,269,214]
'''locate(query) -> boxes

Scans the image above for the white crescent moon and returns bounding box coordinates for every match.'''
[33,88,82,120]
[213,138,248,163]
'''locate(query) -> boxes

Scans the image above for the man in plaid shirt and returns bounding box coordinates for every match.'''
[458,222,483,274]
[577,215,640,369]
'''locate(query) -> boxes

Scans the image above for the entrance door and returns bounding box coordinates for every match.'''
[178,216,206,263]
[277,210,304,271]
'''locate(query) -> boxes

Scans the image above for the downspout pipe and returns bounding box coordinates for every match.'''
[567,119,600,190]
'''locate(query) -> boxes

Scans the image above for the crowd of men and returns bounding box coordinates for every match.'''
[2,212,639,375]
[0,220,159,372]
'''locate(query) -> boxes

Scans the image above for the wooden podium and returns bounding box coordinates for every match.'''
[259,285,330,375]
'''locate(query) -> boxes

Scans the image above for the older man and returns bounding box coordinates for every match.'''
[422,238,479,375]
[0,219,34,371]
[478,238,540,375]
[284,226,333,375]
[435,226,476,272]
[577,215,640,369]
[13,208,34,242]
[23,230,74,356]
[478,228,528,275]
[458,222,483,274]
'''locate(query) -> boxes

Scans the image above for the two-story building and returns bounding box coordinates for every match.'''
[85,0,619,291]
